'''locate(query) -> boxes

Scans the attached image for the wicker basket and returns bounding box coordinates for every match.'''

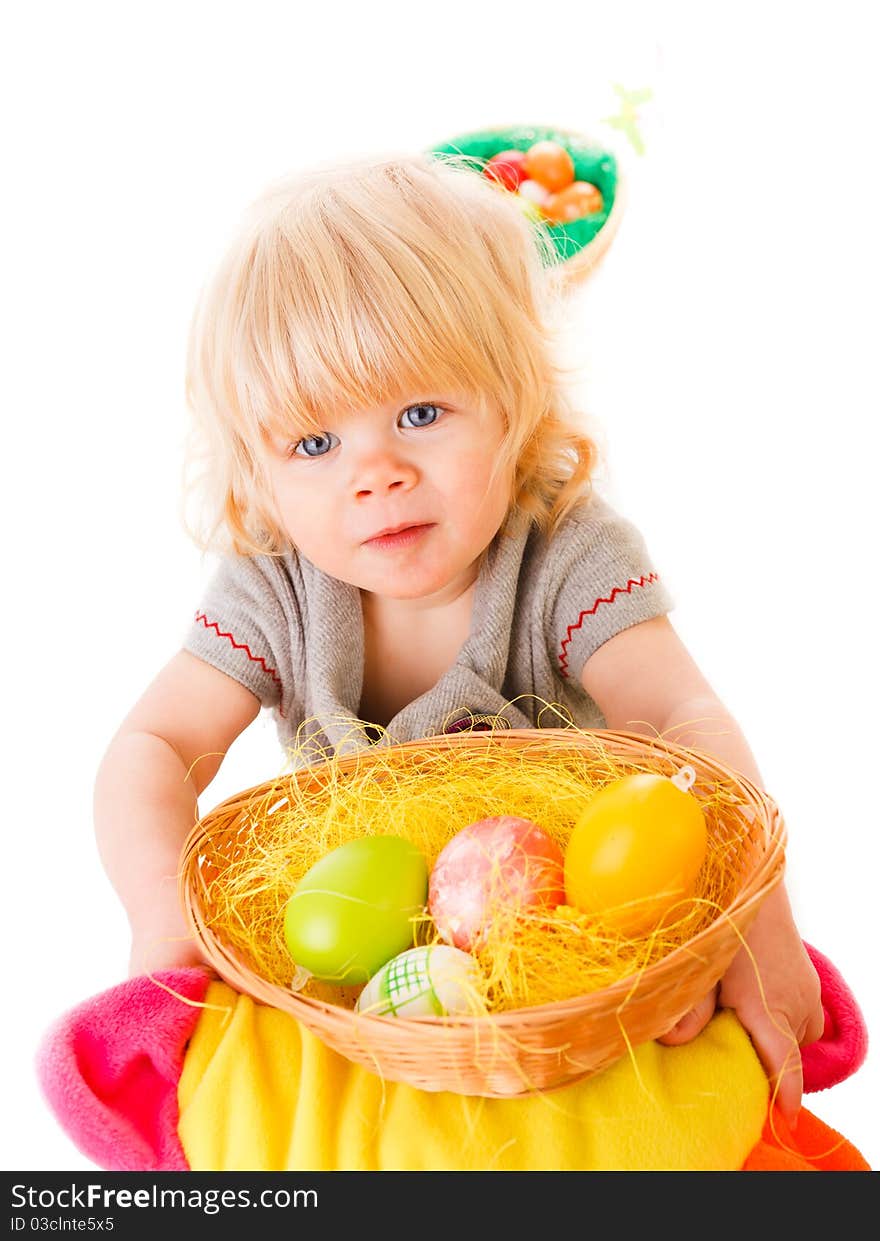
[428,122,627,289]
[180,727,786,1097]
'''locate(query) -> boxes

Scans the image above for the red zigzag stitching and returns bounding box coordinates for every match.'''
[194,611,285,716]
[557,573,659,678]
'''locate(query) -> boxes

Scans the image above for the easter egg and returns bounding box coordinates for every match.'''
[356,944,479,1018]
[542,180,604,224]
[564,772,708,935]
[523,140,575,193]
[517,178,552,207]
[483,148,528,191]
[429,815,566,951]
[283,836,428,984]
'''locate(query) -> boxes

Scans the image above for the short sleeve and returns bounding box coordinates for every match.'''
[182,553,296,712]
[547,495,675,684]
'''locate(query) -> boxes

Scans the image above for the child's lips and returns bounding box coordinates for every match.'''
[363,523,435,550]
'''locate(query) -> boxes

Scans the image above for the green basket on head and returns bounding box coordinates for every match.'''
[428,123,625,288]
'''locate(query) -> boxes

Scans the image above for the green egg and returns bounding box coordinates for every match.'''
[283,835,428,984]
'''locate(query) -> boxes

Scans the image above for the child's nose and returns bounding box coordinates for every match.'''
[352,451,418,499]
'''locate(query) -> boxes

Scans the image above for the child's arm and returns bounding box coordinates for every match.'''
[581,615,825,1122]
[94,650,261,977]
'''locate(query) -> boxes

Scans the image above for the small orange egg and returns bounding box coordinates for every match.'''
[522,140,575,193]
[541,181,604,224]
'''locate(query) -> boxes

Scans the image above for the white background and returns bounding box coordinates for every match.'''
[3,1,877,1171]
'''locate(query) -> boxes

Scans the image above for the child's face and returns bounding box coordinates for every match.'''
[264,392,513,602]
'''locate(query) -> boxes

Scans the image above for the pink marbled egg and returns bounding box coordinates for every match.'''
[428,815,566,951]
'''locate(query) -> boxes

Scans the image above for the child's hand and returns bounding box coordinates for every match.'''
[128,934,213,979]
[658,884,824,1124]
[128,898,213,978]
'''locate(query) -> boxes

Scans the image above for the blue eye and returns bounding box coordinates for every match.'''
[292,432,339,458]
[399,403,442,429]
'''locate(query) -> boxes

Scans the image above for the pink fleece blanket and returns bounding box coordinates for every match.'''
[37,968,210,1171]
[36,943,868,1172]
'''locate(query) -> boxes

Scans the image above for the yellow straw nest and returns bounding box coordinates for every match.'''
[180,723,786,1096]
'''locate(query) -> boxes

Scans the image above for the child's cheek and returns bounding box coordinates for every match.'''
[274,482,336,556]
[452,448,513,519]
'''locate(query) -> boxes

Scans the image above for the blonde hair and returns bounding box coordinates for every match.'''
[183,150,600,556]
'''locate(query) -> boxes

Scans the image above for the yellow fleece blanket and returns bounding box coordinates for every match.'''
[178,981,770,1171]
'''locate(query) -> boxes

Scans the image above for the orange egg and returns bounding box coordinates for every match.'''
[522,140,575,193]
[541,181,604,224]
[563,772,708,936]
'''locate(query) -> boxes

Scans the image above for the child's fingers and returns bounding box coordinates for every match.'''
[799,994,827,1049]
[656,986,718,1045]
[739,1008,804,1126]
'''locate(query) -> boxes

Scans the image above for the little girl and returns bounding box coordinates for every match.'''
[93,149,822,1125]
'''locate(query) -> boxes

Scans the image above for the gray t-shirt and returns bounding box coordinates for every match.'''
[183,492,674,765]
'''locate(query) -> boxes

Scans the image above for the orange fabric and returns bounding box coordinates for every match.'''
[742,1105,871,1171]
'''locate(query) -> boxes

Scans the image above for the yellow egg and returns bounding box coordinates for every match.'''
[563,770,708,935]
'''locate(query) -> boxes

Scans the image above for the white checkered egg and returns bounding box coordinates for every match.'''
[355,944,479,1018]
